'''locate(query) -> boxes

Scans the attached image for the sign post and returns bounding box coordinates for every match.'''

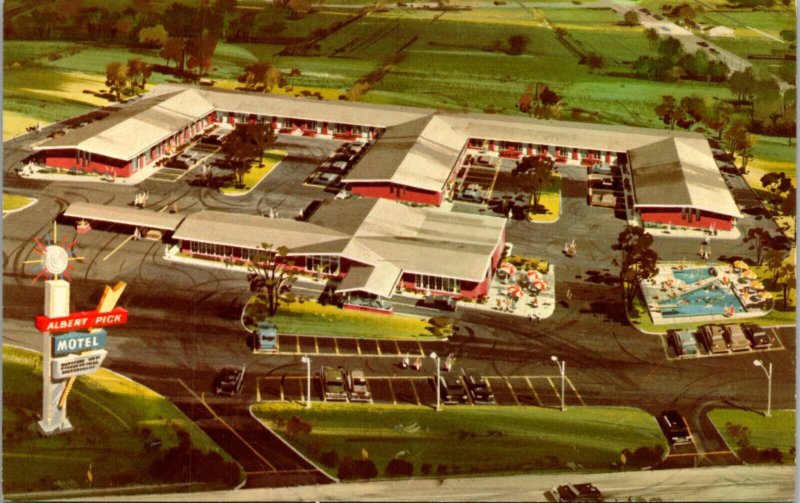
[38,279,73,434]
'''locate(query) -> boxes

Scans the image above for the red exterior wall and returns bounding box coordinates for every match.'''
[349,183,443,206]
[460,273,490,298]
[639,208,734,230]
[42,149,131,176]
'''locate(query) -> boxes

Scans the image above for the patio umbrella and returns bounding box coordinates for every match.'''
[742,270,757,280]
[531,279,548,291]
[507,284,524,298]
[733,260,749,270]
[500,262,517,276]
[526,270,543,282]
[750,281,765,291]
[762,291,773,299]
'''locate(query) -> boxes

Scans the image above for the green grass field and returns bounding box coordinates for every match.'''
[708,408,795,463]
[244,297,441,339]
[2,345,242,494]
[252,402,667,477]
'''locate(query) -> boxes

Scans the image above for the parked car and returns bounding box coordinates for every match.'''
[741,323,772,349]
[698,41,709,47]
[321,366,348,401]
[418,294,458,312]
[457,185,483,203]
[698,324,728,354]
[660,410,693,445]
[329,161,350,174]
[214,365,246,396]
[722,324,751,352]
[167,151,200,168]
[253,321,278,352]
[345,369,371,402]
[432,375,469,404]
[309,171,341,186]
[547,482,604,502]
[462,370,495,404]
[669,329,697,356]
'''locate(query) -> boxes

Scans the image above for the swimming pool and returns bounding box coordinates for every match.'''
[660,281,745,318]
[673,267,715,285]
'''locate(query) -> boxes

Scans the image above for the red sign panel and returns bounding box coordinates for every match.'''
[35,308,128,333]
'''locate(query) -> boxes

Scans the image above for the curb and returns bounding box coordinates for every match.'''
[703,408,742,463]
[218,154,286,198]
[247,405,340,484]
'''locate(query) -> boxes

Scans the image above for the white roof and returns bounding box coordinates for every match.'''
[629,138,742,218]
[337,262,402,298]
[345,115,466,192]
[36,90,214,160]
[63,201,185,230]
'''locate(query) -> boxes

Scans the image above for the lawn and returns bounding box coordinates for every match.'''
[252,402,667,478]
[528,176,561,223]
[708,408,795,463]
[2,346,243,495]
[243,296,442,340]
[219,149,287,195]
[3,193,36,213]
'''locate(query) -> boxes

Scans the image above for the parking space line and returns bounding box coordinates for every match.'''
[409,379,421,406]
[295,336,301,354]
[176,379,276,471]
[567,377,586,406]
[102,234,134,262]
[314,337,319,355]
[394,341,402,356]
[504,377,520,406]
[376,342,382,356]
[299,386,305,403]
[387,378,398,405]
[256,377,261,402]
[417,341,425,357]
[547,377,561,400]
[666,450,732,458]
[280,377,285,402]
[356,339,362,356]
[334,338,340,355]
[484,163,501,200]
[525,377,543,406]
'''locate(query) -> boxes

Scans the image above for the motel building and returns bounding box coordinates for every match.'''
[41,84,740,233]
[63,198,506,309]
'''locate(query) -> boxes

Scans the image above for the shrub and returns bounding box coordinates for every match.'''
[386,458,414,477]
[436,464,448,475]
[321,450,339,468]
[421,463,432,476]
[338,457,378,480]
[429,316,454,328]
[286,415,312,439]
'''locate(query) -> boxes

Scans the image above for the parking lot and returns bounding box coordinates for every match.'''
[255,372,584,409]
[266,334,438,359]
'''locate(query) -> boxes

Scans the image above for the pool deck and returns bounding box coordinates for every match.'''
[641,262,768,325]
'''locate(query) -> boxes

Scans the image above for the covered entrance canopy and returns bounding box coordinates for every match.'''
[337,262,402,298]
[63,202,185,231]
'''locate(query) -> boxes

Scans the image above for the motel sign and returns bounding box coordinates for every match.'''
[52,330,107,356]
[35,308,127,333]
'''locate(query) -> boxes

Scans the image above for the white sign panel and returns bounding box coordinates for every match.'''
[51,350,108,379]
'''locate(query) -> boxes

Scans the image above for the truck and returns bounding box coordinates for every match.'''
[321,366,348,401]
[698,324,728,354]
[345,369,371,402]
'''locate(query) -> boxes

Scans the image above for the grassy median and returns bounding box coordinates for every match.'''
[3,346,243,495]
[219,150,287,195]
[245,297,443,340]
[3,193,36,213]
[252,402,666,479]
[528,176,561,223]
[709,408,795,464]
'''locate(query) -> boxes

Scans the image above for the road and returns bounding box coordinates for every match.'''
[3,126,796,495]
[80,465,796,501]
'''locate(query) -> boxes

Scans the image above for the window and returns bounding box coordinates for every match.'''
[415,274,460,293]
[305,256,340,275]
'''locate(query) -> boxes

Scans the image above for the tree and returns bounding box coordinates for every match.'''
[612,226,659,311]
[702,100,733,140]
[779,29,796,42]
[265,66,284,92]
[657,37,683,59]
[764,248,785,288]
[220,124,262,186]
[238,62,269,91]
[139,24,168,47]
[160,37,187,70]
[723,117,757,171]
[728,67,757,102]
[624,10,639,25]
[676,96,707,129]
[645,27,660,47]
[249,122,276,166]
[507,34,529,55]
[654,95,680,130]
[105,61,128,102]
[760,172,793,197]
[186,34,218,79]
[514,156,555,213]
[585,52,605,73]
[163,2,198,37]
[743,227,771,265]
[385,459,414,477]
[247,243,298,317]
[776,262,795,309]
[127,58,151,95]
[518,85,533,115]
